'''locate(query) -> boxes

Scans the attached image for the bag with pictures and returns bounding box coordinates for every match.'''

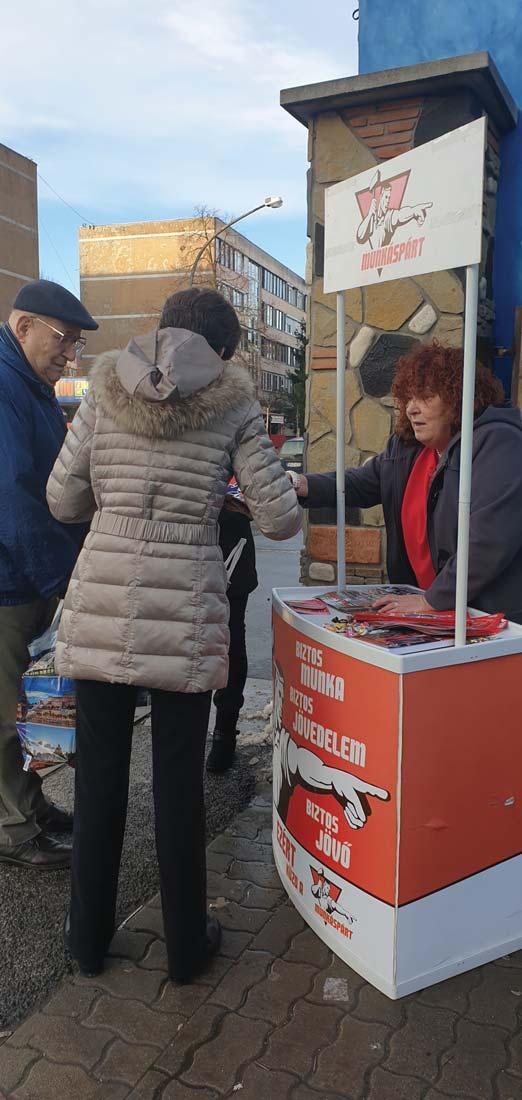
[16,602,77,772]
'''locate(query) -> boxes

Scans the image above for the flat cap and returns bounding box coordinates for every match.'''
[14,279,98,331]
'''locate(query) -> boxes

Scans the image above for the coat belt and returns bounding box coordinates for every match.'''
[90,511,219,546]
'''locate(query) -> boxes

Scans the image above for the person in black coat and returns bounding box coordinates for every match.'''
[295,342,522,623]
[206,498,258,772]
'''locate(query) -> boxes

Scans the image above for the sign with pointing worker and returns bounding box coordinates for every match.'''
[324,117,486,292]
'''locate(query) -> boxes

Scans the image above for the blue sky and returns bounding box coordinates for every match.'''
[2,0,358,293]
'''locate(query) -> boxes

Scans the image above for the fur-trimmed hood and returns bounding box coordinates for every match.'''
[89,327,255,439]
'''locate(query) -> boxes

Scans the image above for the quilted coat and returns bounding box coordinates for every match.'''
[47,327,301,691]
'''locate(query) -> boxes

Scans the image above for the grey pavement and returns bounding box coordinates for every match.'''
[1,782,521,1100]
[0,525,293,1031]
[0,686,272,1033]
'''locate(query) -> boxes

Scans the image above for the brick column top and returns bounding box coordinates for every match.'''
[281,51,516,135]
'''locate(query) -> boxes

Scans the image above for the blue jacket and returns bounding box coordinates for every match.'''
[0,324,84,604]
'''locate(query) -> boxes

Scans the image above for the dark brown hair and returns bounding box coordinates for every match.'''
[160,286,241,360]
[392,341,505,443]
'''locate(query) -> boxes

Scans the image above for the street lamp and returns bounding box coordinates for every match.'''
[189,197,283,286]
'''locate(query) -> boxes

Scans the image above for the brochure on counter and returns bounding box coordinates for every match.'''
[282,586,507,651]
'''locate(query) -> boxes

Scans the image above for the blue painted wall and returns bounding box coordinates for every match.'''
[359,0,521,391]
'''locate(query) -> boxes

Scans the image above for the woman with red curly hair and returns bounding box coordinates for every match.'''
[295,342,522,622]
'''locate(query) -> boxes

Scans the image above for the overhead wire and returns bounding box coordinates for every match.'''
[36,170,93,292]
[37,172,91,223]
[38,218,78,293]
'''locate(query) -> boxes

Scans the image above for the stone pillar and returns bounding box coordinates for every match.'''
[281,56,516,586]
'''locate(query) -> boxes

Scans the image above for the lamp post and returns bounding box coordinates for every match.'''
[189,197,283,286]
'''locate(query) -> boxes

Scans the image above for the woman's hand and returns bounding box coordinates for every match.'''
[287,472,309,497]
[371,594,434,614]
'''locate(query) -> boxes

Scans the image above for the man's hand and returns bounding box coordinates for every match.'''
[287,471,308,497]
[332,773,389,829]
[371,594,433,614]
[413,201,433,226]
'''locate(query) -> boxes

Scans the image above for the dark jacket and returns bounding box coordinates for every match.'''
[305,405,522,622]
[219,505,258,598]
[0,324,83,605]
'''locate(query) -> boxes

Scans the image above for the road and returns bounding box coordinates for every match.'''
[0,529,302,1030]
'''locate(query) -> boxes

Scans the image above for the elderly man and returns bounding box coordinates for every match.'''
[0,279,97,868]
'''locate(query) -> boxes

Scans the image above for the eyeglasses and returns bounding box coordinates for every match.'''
[32,316,86,357]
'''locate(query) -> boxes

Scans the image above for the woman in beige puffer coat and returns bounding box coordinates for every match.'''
[47,287,301,983]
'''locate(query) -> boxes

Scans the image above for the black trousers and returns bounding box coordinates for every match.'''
[70,679,211,979]
[213,592,249,732]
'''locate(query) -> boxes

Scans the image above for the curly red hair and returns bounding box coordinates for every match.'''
[392,342,505,443]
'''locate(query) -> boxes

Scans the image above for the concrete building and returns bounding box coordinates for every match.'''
[79,217,306,421]
[0,143,38,321]
[281,53,516,585]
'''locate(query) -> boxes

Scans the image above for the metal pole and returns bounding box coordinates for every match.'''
[336,291,346,588]
[454,263,480,646]
[189,204,266,286]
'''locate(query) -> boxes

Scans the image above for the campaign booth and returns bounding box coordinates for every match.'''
[272,119,522,998]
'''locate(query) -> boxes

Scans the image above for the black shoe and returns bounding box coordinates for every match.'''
[206,729,237,774]
[0,833,71,870]
[64,912,104,978]
[39,802,74,833]
[171,915,222,985]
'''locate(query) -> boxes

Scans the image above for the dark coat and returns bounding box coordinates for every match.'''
[218,506,258,598]
[305,405,522,623]
[0,324,84,605]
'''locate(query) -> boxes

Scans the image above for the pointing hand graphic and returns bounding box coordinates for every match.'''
[333,774,390,830]
[413,201,433,225]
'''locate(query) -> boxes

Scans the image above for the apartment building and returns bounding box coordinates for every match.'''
[0,143,38,321]
[79,217,306,414]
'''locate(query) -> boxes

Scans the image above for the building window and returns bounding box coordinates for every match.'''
[248,260,260,310]
[216,239,232,269]
[261,336,298,367]
[260,369,293,393]
[262,269,287,300]
[218,282,245,309]
[216,238,246,275]
[262,303,303,337]
[261,268,306,310]
[285,315,301,336]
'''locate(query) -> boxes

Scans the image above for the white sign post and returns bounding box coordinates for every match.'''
[323,117,486,645]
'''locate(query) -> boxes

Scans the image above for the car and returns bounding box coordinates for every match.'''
[278,437,305,474]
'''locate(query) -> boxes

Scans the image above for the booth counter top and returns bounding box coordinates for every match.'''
[273,586,522,674]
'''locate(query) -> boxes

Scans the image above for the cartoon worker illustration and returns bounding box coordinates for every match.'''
[273,663,389,827]
[356,169,432,251]
[311,866,355,924]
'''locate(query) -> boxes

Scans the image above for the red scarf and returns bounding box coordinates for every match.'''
[401,448,438,589]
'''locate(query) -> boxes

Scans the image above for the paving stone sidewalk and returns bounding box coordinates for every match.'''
[1,783,521,1100]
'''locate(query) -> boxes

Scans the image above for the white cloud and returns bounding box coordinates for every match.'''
[0,0,357,273]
